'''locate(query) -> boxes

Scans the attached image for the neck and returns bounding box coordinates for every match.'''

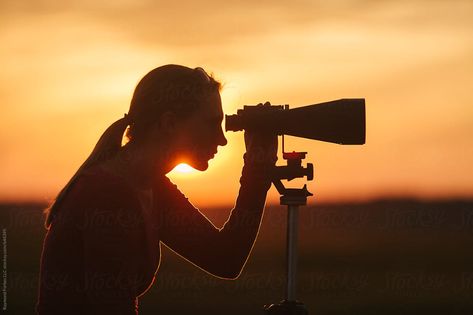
[103,140,176,190]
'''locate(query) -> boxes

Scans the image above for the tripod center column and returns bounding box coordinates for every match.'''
[286,204,299,301]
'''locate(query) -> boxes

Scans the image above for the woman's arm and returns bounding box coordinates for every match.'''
[158,128,277,279]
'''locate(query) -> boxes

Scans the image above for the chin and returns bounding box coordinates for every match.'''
[193,162,209,171]
[189,159,210,171]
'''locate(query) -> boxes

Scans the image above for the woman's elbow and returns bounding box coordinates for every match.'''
[213,266,243,280]
[211,256,248,280]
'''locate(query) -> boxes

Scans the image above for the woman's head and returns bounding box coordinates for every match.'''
[125,64,227,170]
[126,65,219,142]
[44,64,226,227]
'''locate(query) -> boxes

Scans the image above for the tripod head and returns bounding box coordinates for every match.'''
[272,147,313,206]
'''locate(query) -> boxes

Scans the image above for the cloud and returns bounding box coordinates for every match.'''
[0,1,380,47]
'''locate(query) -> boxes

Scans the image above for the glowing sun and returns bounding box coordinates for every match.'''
[173,163,195,173]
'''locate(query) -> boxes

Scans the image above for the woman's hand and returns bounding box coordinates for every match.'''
[244,102,278,165]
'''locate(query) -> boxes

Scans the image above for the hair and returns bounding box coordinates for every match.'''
[44,64,222,228]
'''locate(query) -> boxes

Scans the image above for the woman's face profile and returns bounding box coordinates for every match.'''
[160,90,228,171]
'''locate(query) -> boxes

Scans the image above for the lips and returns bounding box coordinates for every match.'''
[199,148,217,160]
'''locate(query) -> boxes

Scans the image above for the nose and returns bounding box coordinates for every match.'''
[217,126,227,147]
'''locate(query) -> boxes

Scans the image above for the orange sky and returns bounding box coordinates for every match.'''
[1,0,472,207]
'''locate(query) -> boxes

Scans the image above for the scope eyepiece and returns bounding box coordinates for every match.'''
[224,114,243,132]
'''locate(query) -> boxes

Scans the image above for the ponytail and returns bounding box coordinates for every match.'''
[43,114,131,228]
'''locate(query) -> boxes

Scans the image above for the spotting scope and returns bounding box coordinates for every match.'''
[225,98,365,144]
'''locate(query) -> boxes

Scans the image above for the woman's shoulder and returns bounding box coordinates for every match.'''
[47,165,139,228]
[67,164,138,207]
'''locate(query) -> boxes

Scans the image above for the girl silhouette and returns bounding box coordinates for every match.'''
[37,64,277,314]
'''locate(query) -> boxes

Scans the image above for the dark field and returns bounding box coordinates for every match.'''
[2,199,473,314]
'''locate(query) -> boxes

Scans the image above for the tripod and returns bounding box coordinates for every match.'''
[263,148,313,315]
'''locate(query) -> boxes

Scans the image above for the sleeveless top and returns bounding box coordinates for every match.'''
[37,158,272,314]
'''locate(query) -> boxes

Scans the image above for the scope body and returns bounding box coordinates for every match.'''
[225,98,366,145]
